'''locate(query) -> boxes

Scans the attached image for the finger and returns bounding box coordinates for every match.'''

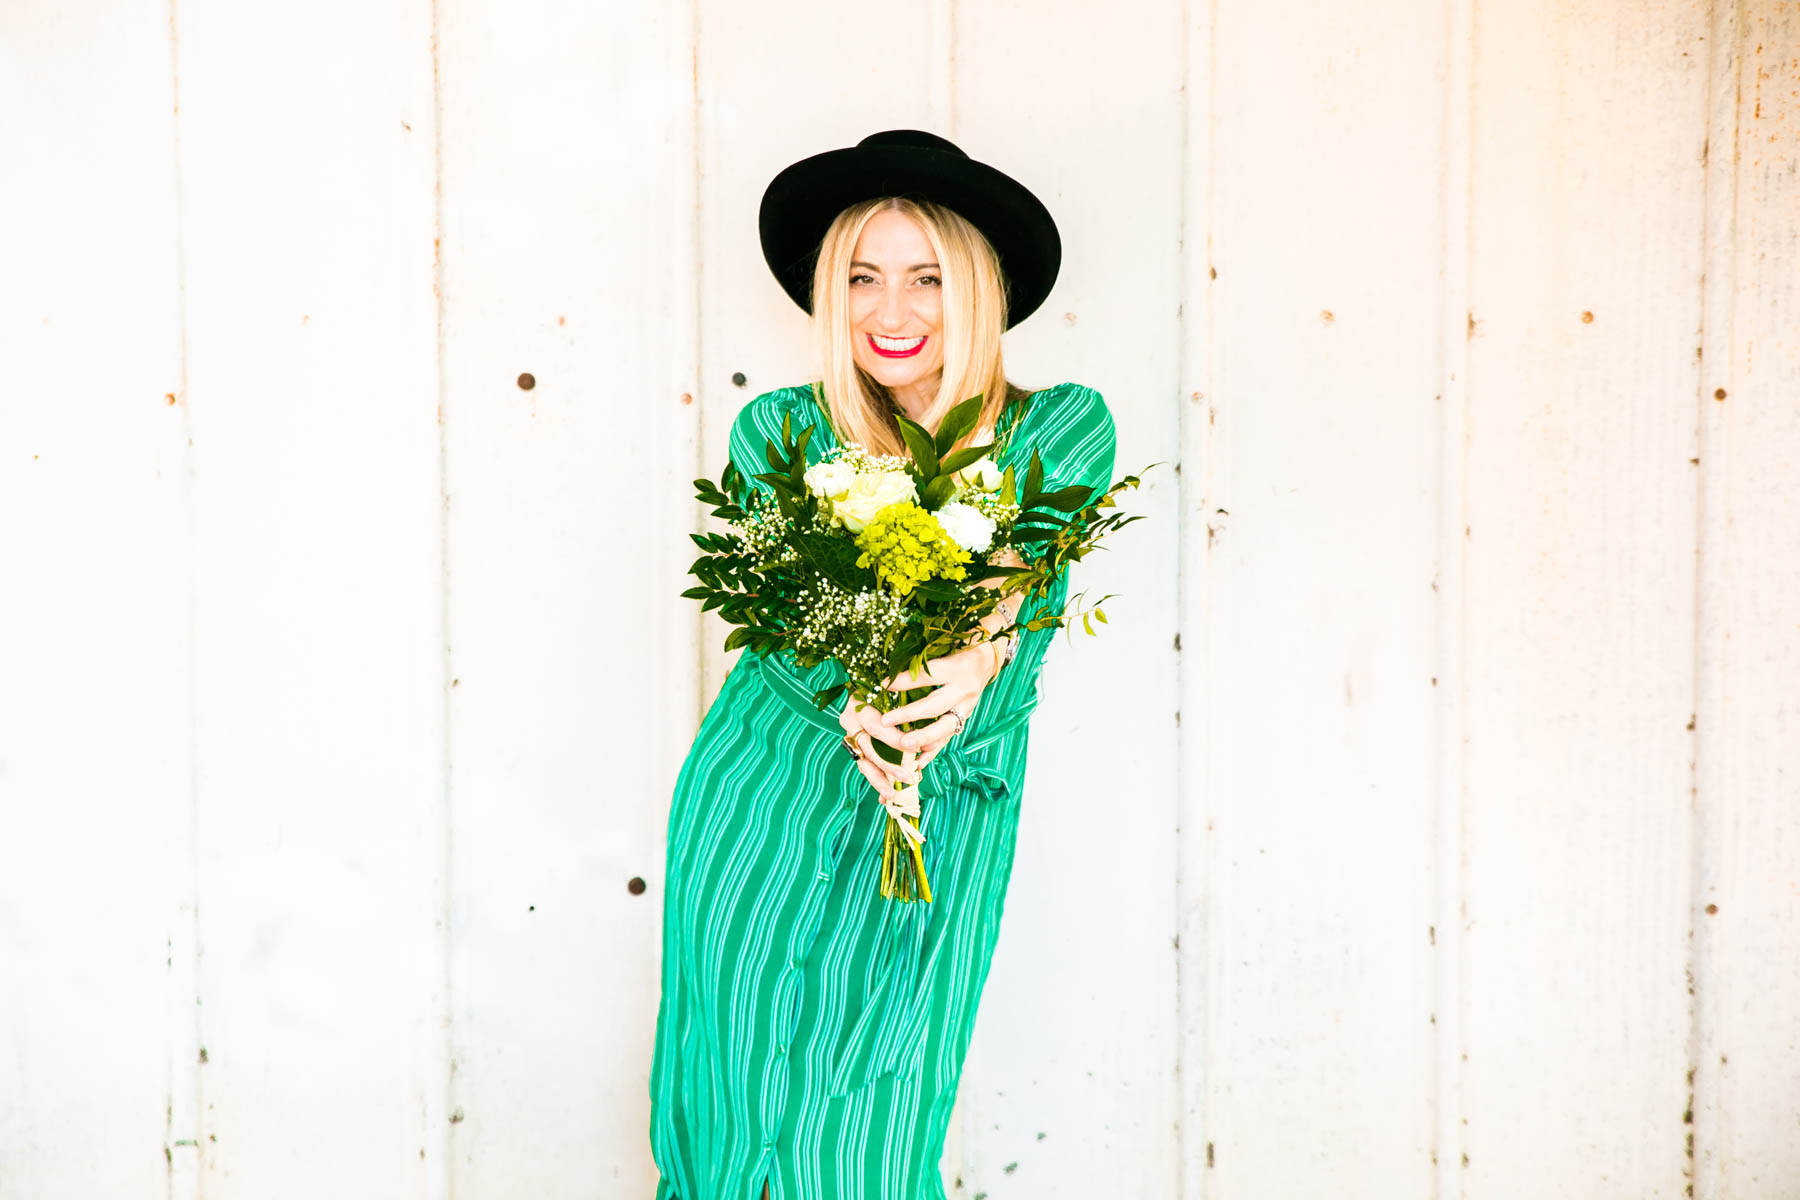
[853,734,919,789]
[876,743,921,786]
[844,700,908,751]
[861,754,916,808]
[880,687,954,729]
[884,656,952,695]
[871,772,917,818]
[854,756,890,797]
[859,714,910,753]
[896,709,968,752]
[868,754,918,788]
[858,733,916,782]
[840,696,880,740]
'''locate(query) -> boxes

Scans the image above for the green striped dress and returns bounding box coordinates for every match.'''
[649,380,1117,1200]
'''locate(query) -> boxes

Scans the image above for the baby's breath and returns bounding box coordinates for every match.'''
[823,444,912,474]
[734,492,794,565]
[961,491,1021,533]
[789,579,907,677]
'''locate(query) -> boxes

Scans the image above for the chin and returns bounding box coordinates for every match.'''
[857,357,944,392]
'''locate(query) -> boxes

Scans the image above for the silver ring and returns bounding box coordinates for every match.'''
[945,708,966,735]
[842,732,864,760]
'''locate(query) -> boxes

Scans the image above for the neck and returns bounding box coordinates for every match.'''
[887,375,940,427]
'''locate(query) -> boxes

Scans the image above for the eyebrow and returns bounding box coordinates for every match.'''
[849,260,940,272]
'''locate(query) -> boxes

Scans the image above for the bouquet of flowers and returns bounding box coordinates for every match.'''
[684,393,1147,902]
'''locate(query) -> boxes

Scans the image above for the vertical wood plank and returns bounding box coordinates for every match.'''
[1460,1,1709,1195]
[169,1,444,1194]
[950,2,1184,1197]
[1185,0,1449,1193]
[434,0,699,1191]
[0,2,193,1195]
[1693,3,1800,1196]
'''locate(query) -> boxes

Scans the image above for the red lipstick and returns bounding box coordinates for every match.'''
[867,333,927,359]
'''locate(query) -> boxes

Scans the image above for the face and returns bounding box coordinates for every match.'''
[846,208,946,419]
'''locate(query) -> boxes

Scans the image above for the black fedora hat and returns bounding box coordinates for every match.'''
[758,129,1061,330]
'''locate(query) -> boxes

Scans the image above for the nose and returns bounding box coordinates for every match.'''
[877,283,909,331]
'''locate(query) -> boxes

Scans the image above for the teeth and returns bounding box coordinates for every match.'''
[872,333,925,350]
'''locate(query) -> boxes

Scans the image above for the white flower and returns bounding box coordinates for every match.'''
[803,459,857,501]
[954,455,1005,492]
[833,468,919,534]
[934,501,997,553]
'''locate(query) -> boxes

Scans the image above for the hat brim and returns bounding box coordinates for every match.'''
[758,143,1061,331]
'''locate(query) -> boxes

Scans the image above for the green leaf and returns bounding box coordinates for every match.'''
[937,445,990,477]
[896,414,940,478]
[723,627,752,651]
[812,682,847,711]
[764,435,788,473]
[1034,484,1095,512]
[934,393,984,458]
[908,579,961,602]
[920,475,957,510]
[680,585,712,600]
[1023,452,1044,504]
[789,424,816,487]
[1000,462,1017,505]
[790,530,877,591]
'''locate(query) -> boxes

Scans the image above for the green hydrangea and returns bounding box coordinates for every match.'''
[853,501,970,596]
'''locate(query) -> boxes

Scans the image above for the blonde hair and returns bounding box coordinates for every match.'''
[806,196,1028,459]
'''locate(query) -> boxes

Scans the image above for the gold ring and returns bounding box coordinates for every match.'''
[842,732,864,760]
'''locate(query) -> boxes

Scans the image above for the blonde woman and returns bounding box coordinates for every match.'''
[649,130,1116,1200]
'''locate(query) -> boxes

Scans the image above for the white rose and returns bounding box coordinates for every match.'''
[803,459,857,501]
[833,468,918,533]
[954,455,1005,492]
[933,501,997,554]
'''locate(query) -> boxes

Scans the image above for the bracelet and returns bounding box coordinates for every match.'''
[991,598,1019,674]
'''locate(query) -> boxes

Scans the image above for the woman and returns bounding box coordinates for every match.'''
[649,130,1116,1200]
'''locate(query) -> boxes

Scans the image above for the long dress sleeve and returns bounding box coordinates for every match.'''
[1004,382,1119,568]
[936,381,1119,786]
[725,386,833,508]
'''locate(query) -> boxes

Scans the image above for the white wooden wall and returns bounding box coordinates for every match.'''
[1,0,1794,1197]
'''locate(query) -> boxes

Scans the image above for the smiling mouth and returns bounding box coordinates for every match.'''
[867,333,926,359]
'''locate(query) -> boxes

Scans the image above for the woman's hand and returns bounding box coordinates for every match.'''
[837,696,921,818]
[876,637,1005,769]
[838,546,1025,813]
[873,544,1028,765]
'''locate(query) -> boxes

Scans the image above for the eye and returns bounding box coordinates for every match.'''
[849,273,876,285]
[915,274,941,287]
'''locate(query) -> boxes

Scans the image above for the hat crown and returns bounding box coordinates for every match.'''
[855,129,967,158]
